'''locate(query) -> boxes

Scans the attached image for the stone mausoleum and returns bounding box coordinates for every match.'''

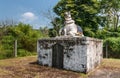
[37,12,103,73]
[37,37,103,73]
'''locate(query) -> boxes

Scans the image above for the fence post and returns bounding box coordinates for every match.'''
[14,40,17,57]
[106,42,108,58]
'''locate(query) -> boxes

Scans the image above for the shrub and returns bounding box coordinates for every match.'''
[17,49,37,57]
[0,50,14,59]
[104,37,120,58]
[83,27,95,37]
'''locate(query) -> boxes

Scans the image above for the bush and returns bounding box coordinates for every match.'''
[0,50,14,59]
[104,37,120,58]
[0,36,14,59]
[83,27,95,37]
[96,29,108,39]
[18,49,37,57]
[0,23,47,59]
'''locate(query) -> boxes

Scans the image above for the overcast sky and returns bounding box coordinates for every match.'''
[0,0,59,29]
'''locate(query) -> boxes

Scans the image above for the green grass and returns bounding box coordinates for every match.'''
[101,58,120,69]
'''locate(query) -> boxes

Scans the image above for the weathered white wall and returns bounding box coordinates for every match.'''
[37,37,103,73]
[37,41,52,66]
[86,38,103,72]
[64,45,87,72]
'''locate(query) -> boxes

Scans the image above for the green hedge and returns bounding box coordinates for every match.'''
[104,37,120,58]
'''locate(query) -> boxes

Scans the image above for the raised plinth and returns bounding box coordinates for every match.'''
[37,37,103,73]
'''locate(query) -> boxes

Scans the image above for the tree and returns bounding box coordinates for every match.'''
[0,20,49,59]
[39,26,49,37]
[50,17,63,36]
[0,19,17,27]
[13,23,39,52]
[0,20,17,58]
[0,19,17,39]
[100,0,120,31]
[43,10,63,37]
[53,0,101,36]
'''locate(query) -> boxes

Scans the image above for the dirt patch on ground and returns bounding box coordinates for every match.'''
[0,56,120,78]
[88,59,120,78]
[0,56,81,78]
[88,69,120,78]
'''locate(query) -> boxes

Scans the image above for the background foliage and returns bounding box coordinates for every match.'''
[0,22,49,59]
[104,37,120,58]
[0,0,120,59]
[51,0,120,58]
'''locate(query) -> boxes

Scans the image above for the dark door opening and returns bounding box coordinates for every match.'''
[52,43,64,69]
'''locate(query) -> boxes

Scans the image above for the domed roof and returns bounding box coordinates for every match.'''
[77,26,83,32]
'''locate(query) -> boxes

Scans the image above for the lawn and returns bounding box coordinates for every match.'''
[0,56,120,78]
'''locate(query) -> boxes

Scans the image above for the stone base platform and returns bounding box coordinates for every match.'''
[37,37,103,73]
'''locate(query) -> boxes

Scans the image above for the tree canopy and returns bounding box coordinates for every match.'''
[53,0,102,36]
[100,0,120,31]
[0,22,48,59]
